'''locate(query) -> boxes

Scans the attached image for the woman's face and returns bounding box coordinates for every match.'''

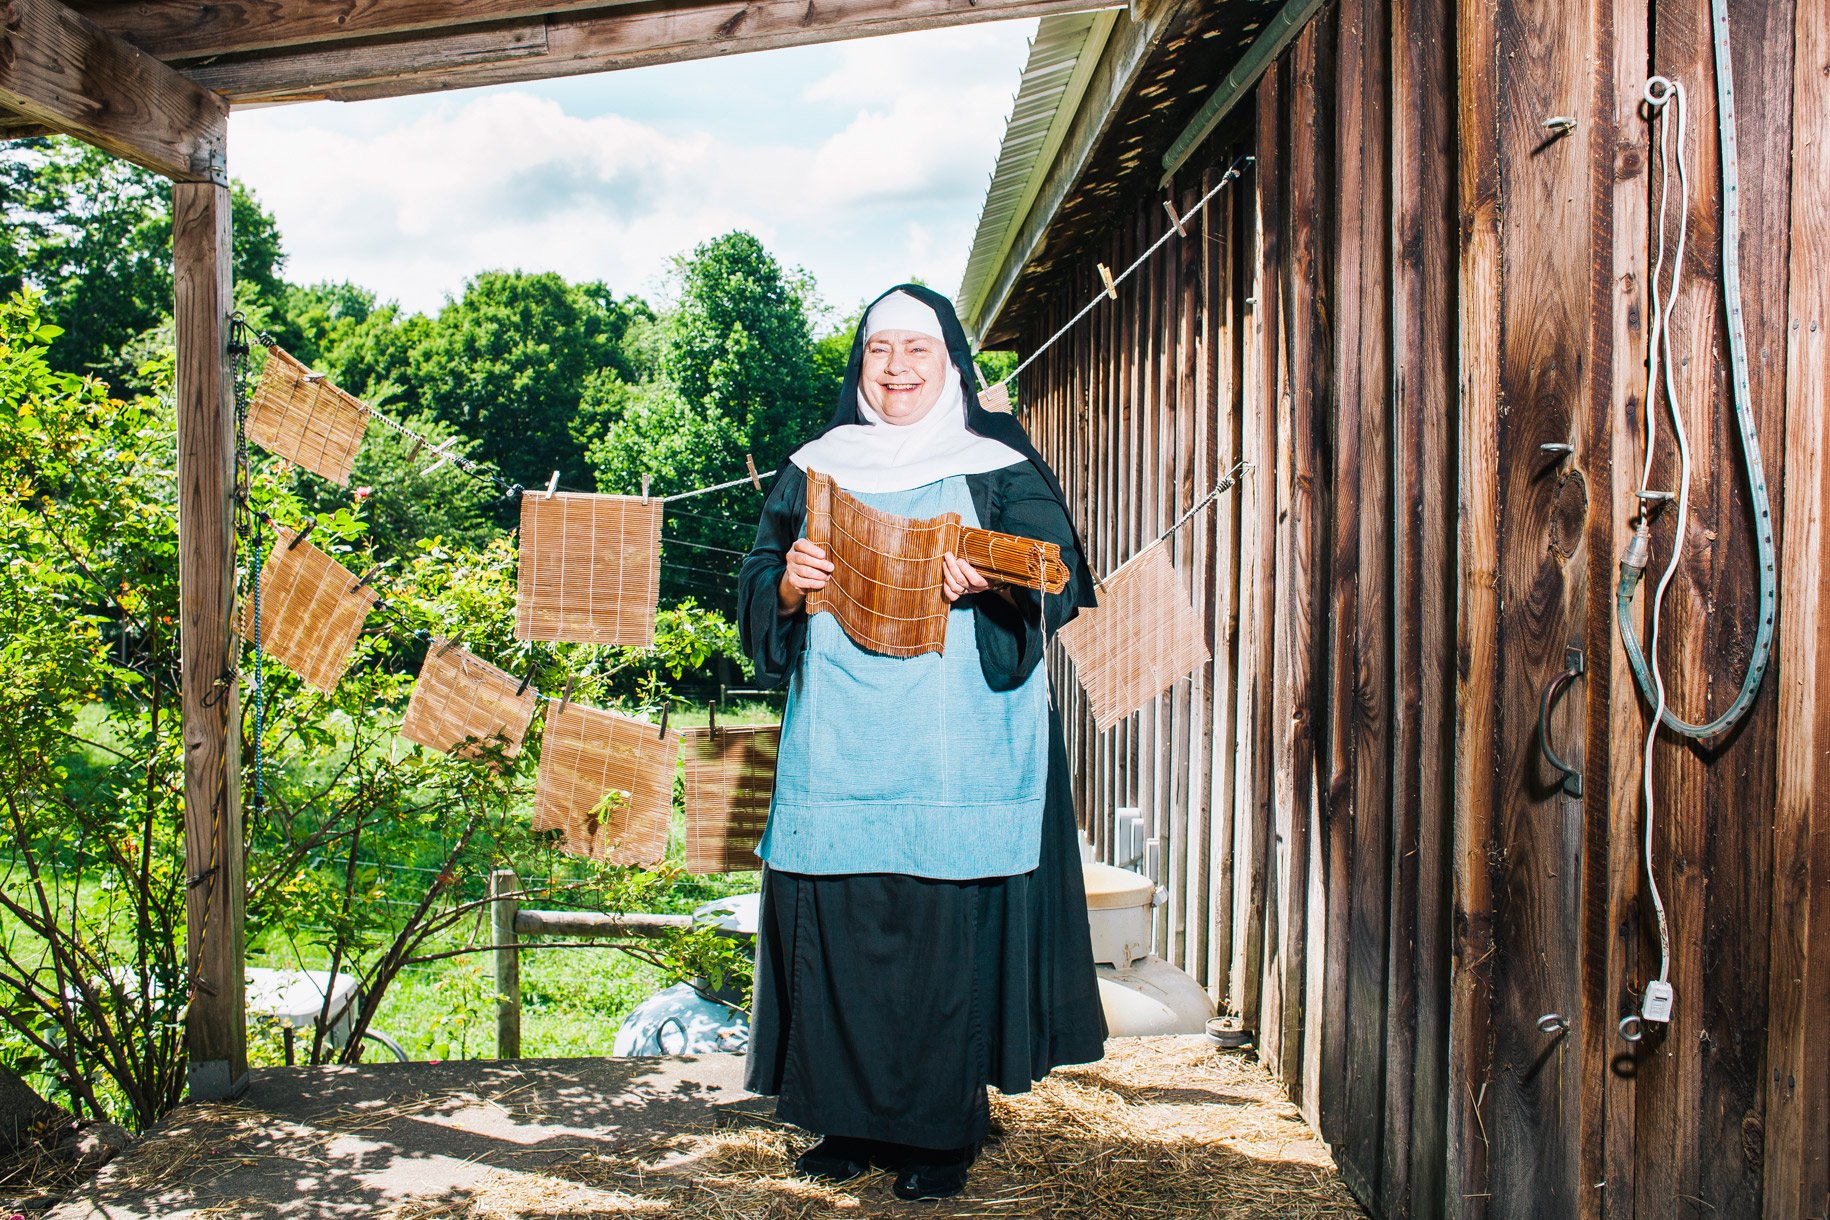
[859,329,949,425]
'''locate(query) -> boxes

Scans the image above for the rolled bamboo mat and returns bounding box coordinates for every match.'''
[1056,540,1210,731]
[246,345,370,485]
[400,638,538,766]
[805,469,954,657]
[532,701,679,866]
[681,724,779,874]
[516,491,663,646]
[237,526,376,695]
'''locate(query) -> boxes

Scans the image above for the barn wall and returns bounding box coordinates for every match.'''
[1013,0,1828,1216]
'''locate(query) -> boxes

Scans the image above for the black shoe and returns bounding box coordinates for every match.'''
[891,1145,974,1202]
[794,1135,873,1183]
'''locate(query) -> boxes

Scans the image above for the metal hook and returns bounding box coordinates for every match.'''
[1544,115,1578,136]
[1537,1012,1570,1037]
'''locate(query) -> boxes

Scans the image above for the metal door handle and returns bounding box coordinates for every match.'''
[1538,647,1585,797]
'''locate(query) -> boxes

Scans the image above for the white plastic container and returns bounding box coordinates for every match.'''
[1081,859,1216,1037]
[1083,859,1156,968]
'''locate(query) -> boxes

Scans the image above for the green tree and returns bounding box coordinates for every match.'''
[661,231,822,470]
[382,271,648,493]
[0,137,288,392]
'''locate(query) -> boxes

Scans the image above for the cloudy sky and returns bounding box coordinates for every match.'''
[228,19,1038,323]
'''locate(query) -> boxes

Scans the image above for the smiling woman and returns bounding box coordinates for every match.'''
[735,284,1107,1203]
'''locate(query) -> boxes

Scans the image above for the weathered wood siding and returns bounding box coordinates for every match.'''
[1015,0,1828,1216]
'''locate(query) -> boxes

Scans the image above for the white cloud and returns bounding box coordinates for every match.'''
[227,21,1036,317]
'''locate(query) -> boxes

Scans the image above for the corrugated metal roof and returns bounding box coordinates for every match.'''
[954,10,1119,346]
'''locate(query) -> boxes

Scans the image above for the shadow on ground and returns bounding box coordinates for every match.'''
[45,1036,1364,1219]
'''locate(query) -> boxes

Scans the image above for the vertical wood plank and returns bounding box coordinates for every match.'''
[1343,0,1395,1196]
[1209,172,1243,1003]
[1321,0,1368,1166]
[1268,36,1324,1097]
[1170,179,1200,976]
[174,179,248,1101]
[1765,1,1830,1211]
[1450,0,1503,1208]
[1596,0,1649,1217]
[1231,75,1281,1030]
[1388,0,1458,1212]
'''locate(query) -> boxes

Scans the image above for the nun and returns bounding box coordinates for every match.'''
[737,284,1107,1202]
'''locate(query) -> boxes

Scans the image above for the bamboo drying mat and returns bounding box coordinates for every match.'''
[247,345,370,485]
[1057,541,1210,731]
[516,492,663,646]
[532,701,679,866]
[805,469,955,658]
[400,639,538,765]
[681,725,779,874]
[237,526,376,694]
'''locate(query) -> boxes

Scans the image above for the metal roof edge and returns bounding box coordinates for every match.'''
[953,10,1119,344]
[955,1,1188,348]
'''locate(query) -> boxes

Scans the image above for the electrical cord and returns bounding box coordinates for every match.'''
[1629,74,1689,1013]
[1617,0,1776,1040]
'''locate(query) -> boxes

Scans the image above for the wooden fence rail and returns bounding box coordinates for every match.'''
[487,867,692,1059]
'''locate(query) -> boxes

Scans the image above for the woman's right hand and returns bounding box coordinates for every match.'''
[778,538,833,614]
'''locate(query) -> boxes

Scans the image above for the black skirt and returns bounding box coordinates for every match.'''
[743,716,1107,1149]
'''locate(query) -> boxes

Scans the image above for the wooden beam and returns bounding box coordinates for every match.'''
[70,0,641,60]
[170,0,1118,105]
[0,0,225,181]
[174,178,247,1101]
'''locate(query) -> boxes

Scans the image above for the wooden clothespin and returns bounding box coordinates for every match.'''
[707,699,719,740]
[745,454,762,491]
[1163,198,1186,237]
[407,435,425,462]
[558,674,575,711]
[1097,263,1119,301]
[437,632,464,657]
[641,473,652,504]
[349,562,389,593]
[657,703,670,739]
[421,438,457,475]
[544,471,560,499]
[515,661,535,696]
[286,519,317,550]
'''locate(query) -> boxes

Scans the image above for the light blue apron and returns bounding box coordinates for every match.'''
[757,475,1049,879]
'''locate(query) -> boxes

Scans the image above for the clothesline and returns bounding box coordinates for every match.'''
[1095,458,1252,588]
[987,155,1252,397]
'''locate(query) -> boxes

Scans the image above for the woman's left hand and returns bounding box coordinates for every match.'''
[940,552,991,603]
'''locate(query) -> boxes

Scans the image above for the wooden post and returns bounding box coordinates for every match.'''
[174,176,246,1101]
[492,868,521,1059]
